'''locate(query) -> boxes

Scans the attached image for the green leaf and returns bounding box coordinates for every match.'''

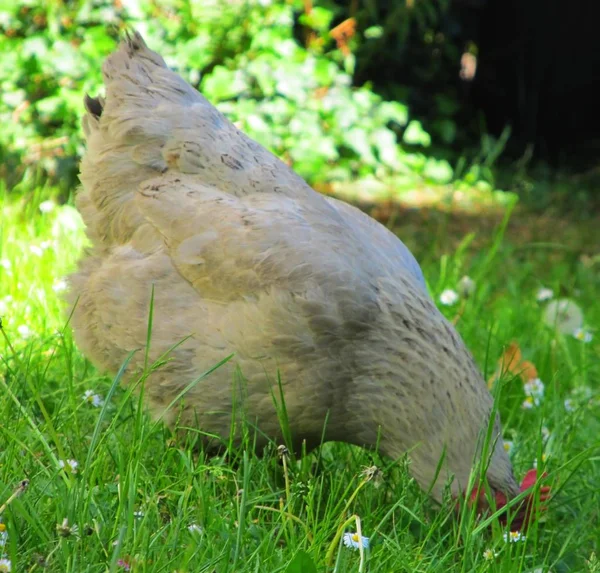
[285,551,317,573]
[299,6,334,33]
[423,157,454,183]
[364,26,384,39]
[433,119,456,144]
[202,66,248,101]
[377,101,408,127]
[344,128,376,165]
[372,127,400,169]
[403,120,431,147]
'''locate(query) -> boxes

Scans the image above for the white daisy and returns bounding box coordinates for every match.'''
[83,390,104,408]
[56,517,79,538]
[39,200,56,213]
[58,459,79,473]
[52,279,68,293]
[522,397,535,410]
[439,289,459,306]
[503,530,525,543]
[564,399,575,412]
[541,426,551,441]
[342,531,370,550]
[572,328,593,343]
[503,440,514,455]
[0,558,11,572]
[536,287,554,302]
[482,548,498,561]
[524,378,545,405]
[134,510,144,519]
[188,523,203,534]
[29,245,43,257]
[458,276,476,298]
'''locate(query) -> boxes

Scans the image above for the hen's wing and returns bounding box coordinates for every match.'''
[323,196,427,292]
[134,172,427,308]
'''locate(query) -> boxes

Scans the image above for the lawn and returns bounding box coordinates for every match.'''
[0,186,599,572]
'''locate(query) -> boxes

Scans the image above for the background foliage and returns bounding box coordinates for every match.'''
[0,0,508,201]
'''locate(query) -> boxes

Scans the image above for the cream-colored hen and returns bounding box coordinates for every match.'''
[69,32,521,505]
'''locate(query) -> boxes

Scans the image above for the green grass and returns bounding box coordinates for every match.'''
[1,186,599,573]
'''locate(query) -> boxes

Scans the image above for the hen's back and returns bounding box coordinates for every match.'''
[69,32,430,449]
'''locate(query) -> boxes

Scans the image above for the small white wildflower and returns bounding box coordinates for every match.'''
[59,459,79,473]
[29,245,44,257]
[564,399,575,412]
[39,200,56,213]
[503,440,514,455]
[503,530,525,543]
[57,517,79,538]
[536,287,554,302]
[83,390,104,408]
[457,276,476,298]
[483,548,498,561]
[0,259,11,270]
[52,279,68,293]
[188,523,203,534]
[40,240,53,251]
[572,327,593,343]
[439,289,459,306]
[522,397,535,410]
[524,378,545,405]
[343,531,370,550]
[543,299,583,334]
[133,510,144,519]
[360,464,384,488]
[0,557,11,572]
[17,324,32,338]
[53,205,84,233]
[0,523,7,548]
[541,426,551,441]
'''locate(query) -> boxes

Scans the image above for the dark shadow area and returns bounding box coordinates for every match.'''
[330,0,600,172]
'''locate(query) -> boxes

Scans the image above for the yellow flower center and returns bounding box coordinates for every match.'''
[351,533,360,542]
[0,523,6,532]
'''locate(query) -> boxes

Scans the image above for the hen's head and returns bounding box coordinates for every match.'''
[467,468,551,531]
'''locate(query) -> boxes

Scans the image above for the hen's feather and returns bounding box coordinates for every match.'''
[69,31,520,504]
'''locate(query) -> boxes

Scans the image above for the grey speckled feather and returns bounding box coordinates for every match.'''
[69,31,520,503]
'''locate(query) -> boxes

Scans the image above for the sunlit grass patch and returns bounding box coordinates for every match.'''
[1,187,599,572]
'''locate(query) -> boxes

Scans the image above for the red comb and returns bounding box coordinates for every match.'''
[496,468,551,531]
[463,468,551,531]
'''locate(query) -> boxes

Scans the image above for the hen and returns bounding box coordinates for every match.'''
[69,32,545,525]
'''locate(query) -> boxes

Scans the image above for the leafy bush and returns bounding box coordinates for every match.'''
[0,0,481,196]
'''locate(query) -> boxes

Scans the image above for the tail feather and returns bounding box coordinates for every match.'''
[78,30,310,248]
